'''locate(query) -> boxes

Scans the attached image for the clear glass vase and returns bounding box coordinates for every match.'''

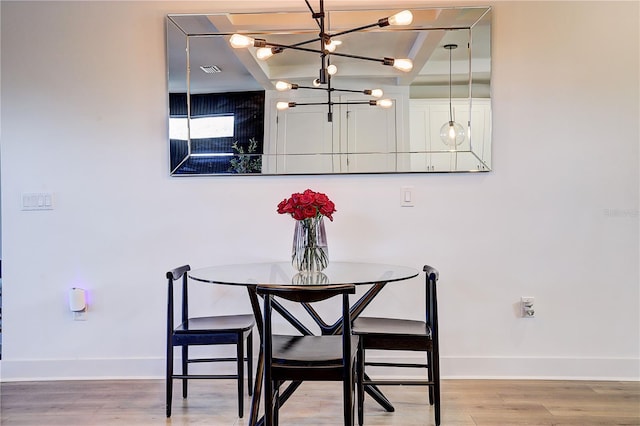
[291,216,329,272]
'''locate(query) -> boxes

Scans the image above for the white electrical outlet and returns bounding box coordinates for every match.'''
[521,296,535,318]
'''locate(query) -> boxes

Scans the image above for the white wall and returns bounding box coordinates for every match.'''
[1,1,638,381]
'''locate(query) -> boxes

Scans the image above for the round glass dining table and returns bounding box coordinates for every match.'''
[189,261,419,287]
[189,261,420,426]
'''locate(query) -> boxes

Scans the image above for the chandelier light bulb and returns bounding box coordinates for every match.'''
[388,10,413,26]
[312,78,322,87]
[324,39,342,53]
[275,81,293,91]
[327,64,338,75]
[364,89,383,98]
[229,34,254,48]
[392,58,413,72]
[376,99,393,108]
[257,47,274,60]
[276,101,294,110]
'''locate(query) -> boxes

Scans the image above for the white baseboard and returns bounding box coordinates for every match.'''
[1,355,638,382]
[440,355,640,380]
[0,358,166,381]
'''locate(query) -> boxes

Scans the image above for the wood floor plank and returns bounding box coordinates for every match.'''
[1,379,638,425]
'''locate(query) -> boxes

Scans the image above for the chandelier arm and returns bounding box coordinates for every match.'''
[264,41,325,55]
[304,0,318,21]
[259,34,326,51]
[328,51,386,64]
[332,101,376,105]
[291,37,323,48]
[330,88,365,94]
[292,101,374,106]
[329,22,381,38]
[260,42,388,69]
[329,87,376,95]
[295,85,334,91]
[293,102,333,106]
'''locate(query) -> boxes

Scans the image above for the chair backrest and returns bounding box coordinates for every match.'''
[423,264,440,346]
[256,284,356,372]
[166,265,191,334]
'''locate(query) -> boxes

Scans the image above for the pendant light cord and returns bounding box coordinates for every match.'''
[448,45,453,122]
[444,44,457,123]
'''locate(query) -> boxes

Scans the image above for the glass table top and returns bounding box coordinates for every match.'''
[189,262,419,287]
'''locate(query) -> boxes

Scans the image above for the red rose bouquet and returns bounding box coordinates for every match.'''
[277,189,335,272]
[276,189,336,221]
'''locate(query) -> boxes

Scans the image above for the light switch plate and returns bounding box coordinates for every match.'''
[22,192,54,211]
[401,186,415,207]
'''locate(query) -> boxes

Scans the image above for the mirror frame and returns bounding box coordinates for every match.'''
[167,6,492,176]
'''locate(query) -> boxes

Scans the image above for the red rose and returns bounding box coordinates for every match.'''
[314,192,329,205]
[302,205,317,219]
[298,190,315,206]
[276,198,294,214]
[292,208,305,220]
[277,189,336,221]
[276,199,289,213]
[319,200,336,221]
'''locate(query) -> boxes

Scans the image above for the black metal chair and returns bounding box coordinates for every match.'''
[165,265,255,418]
[353,265,441,426]
[257,283,358,426]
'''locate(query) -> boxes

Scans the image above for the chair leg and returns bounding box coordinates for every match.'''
[353,362,358,426]
[237,336,245,418]
[357,341,364,426]
[344,360,355,426]
[166,344,173,417]
[345,360,358,426]
[433,352,441,426]
[264,378,275,426]
[274,382,280,426]
[427,351,434,405]
[247,331,253,396]
[181,346,188,398]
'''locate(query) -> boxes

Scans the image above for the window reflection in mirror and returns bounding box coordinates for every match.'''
[169,91,264,174]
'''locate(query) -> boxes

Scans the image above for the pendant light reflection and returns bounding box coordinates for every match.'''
[440,44,465,147]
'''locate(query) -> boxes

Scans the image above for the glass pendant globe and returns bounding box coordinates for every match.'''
[440,121,465,146]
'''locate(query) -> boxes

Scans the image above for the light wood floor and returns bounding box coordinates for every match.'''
[1,379,638,425]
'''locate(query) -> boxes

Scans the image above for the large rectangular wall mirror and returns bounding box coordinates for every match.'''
[167,6,491,175]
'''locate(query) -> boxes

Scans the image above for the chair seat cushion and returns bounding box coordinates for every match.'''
[352,316,430,337]
[272,335,359,366]
[176,314,255,333]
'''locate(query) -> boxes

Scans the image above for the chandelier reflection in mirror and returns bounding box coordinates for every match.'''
[229,0,414,122]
